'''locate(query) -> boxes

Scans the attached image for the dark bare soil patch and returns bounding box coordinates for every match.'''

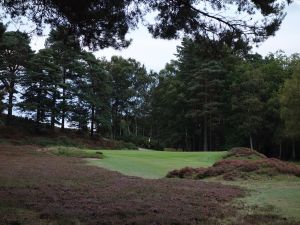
[0,144,245,225]
[167,148,300,181]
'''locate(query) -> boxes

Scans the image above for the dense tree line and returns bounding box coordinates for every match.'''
[0,26,155,141]
[0,24,299,159]
[151,38,300,159]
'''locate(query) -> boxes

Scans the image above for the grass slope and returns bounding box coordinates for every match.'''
[87,150,226,179]
[241,176,300,220]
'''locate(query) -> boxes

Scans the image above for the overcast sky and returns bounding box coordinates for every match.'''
[27,0,300,72]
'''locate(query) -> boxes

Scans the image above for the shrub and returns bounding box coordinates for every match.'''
[54,147,103,159]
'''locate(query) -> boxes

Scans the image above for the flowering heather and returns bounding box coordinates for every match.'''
[167,148,300,181]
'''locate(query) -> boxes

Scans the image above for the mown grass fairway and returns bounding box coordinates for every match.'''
[206,176,300,221]
[86,150,226,178]
[240,176,300,220]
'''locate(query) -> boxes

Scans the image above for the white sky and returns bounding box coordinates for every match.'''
[27,0,300,72]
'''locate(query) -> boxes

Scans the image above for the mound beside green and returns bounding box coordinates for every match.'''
[53,147,104,159]
[167,147,300,180]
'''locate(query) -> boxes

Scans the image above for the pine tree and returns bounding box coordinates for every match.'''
[177,38,228,151]
[20,48,60,129]
[280,63,300,159]
[229,63,265,150]
[46,26,82,130]
[0,30,33,124]
[72,52,111,136]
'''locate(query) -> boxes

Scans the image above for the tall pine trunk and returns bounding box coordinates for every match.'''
[6,89,13,125]
[35,81,42,131]
[292,139,296,160]
[279,141,282,159]
[185,128,188,151]
[203,116,208,151]
[90,105,95,137]
[6,72,16,125]
[51,88,57,130]
[203,79,208,151]
[51,112,55,129]
[249,135,253,150]
[35,108,41,130]
[135,117,138,136]
[61,68,66,131]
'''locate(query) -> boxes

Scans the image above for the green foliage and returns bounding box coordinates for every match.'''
[19,48,60,126]
[280,63,300,139]
[0,30,33,123]
[1,23,300,161]
[149,38,300,159]
[0,1,291,49]
[151,38,232,151]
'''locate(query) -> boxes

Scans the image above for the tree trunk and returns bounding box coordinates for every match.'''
[185,128,188,151]
[292,139,296,160]
[203,79,208,151]
[51,89,57,130]
[35,108,40,130]
[203,118,208,151]
[111,104,114,139]
[209,113,212,151]
[127,122,131,135]
[6,89,13,125]
[135,117,138,136]
[61,68,66,131]
[249,135,253,150]
[119,118,122,137]
[90,105,95,137]
[279,141,282,159]
[51,113,55,129]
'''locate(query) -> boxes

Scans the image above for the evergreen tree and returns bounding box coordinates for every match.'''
[0,30,33,124]
[108,56,148,139]
[20,49,60,128]
[280,63,300,159]
[229,63,265,150]
[0,0,290,49]
[46,26,82,130]
[177,38,228,150]
[71,52,111,136]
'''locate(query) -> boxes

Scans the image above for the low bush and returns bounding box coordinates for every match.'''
[110,140,138,150]
[53,147,103,159]
[166,167,206,178]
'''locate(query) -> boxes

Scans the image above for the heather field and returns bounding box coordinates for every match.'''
[0,144,300,225]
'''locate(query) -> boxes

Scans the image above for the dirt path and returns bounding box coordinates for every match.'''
[0,144,295,225]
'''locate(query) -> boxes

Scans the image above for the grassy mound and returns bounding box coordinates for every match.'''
[167,147,300,180]
[223,147,266,160]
